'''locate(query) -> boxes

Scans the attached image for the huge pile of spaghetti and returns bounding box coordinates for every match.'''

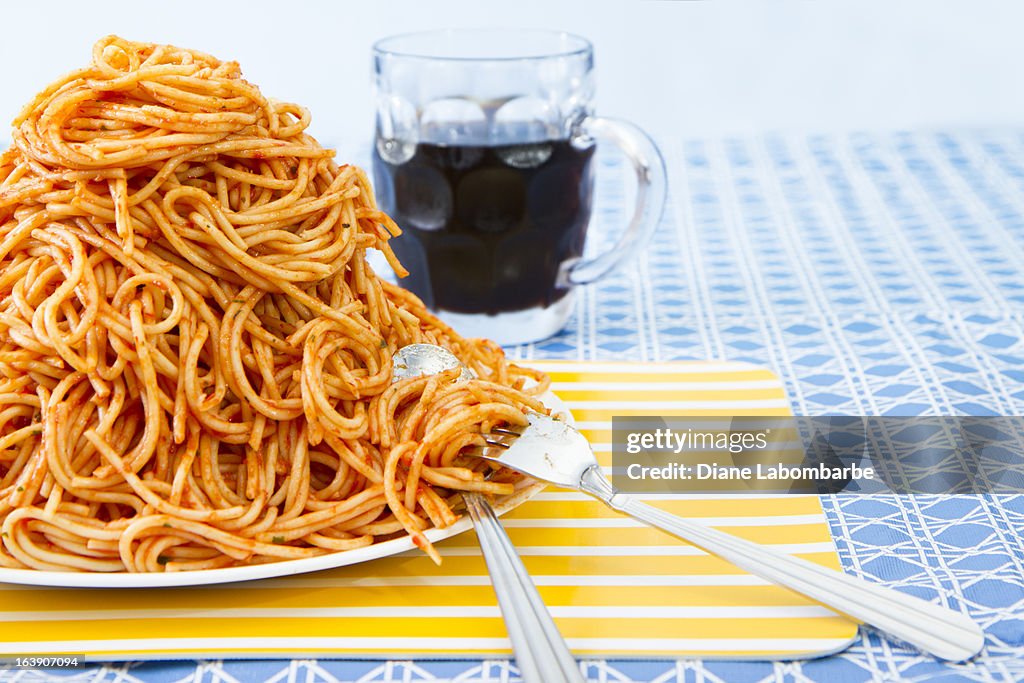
[0,36,548,572]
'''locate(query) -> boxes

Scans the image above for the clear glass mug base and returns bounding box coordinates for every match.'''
[433,292,575,346]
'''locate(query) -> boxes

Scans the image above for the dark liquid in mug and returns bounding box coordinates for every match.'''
[373,139,596,315]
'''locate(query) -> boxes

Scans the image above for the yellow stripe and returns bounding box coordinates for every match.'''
[503,497,827,519]
[540,369,782,383]
[0,551,833,584]
[0,584,833,613]
[440,525,831,547]
[578,429,620,442]
[226,551,844,579]
[7,616,855,641]
[555,388,786,401]
[570,407,793,420]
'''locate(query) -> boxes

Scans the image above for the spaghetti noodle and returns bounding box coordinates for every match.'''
[0,36,549,572]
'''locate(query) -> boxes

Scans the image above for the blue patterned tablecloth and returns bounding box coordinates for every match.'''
[11,129,1024,682]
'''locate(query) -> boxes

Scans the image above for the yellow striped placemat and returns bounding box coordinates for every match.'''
[0,361,857,660]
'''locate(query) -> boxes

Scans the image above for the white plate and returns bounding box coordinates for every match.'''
[0,391,569,588]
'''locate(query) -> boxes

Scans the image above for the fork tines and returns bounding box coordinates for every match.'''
[464,432,520,458]
[490,424,525,436]
[463,424,525,459]
[483,433,518,449]
[480,423,525,449]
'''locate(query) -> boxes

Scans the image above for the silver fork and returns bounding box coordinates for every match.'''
[465,411,986,663]
[462,493,584,682]
[393,345,584,683]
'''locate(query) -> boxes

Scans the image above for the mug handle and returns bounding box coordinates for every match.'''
[562,116,668,286]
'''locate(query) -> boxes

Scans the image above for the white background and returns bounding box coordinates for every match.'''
[1,0,1021,156]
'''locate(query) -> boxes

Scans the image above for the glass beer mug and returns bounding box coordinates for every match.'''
[372,29,666,345]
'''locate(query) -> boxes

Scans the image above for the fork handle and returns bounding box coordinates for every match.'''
[464,493,585,683]
[578,467,984,662]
